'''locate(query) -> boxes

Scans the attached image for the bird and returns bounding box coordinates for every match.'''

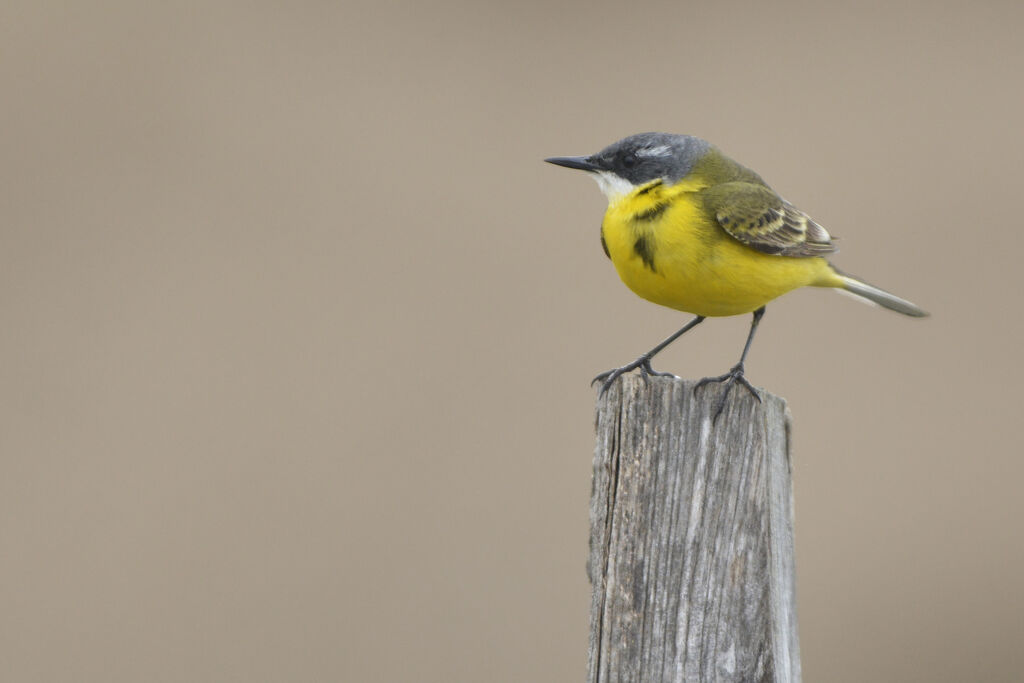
[545,132,927,417]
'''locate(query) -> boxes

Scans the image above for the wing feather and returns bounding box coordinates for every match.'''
[701,182,836,257]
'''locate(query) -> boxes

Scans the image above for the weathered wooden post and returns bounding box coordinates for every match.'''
[588,374,800,683]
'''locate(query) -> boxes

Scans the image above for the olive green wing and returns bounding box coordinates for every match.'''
[700,182,836,257]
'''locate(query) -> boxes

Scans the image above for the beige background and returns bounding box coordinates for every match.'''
[3,1,1023,681]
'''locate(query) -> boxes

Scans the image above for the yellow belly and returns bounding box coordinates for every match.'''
[602,191,834,317]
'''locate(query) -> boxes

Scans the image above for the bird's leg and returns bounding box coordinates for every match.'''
[593,315,705,396]
[695,307,766,421]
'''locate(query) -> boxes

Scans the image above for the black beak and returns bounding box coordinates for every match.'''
[544,155,601,172]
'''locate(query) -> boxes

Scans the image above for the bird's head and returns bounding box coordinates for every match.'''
[545,132,710,202]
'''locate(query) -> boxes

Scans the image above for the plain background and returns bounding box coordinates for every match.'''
[3,1,1023,681]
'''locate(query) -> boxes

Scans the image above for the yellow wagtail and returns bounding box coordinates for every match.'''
[546,133,927,415]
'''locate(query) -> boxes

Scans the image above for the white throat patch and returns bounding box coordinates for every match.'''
[590,171,639,204]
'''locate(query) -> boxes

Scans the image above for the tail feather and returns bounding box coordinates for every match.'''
[832,268,928,317]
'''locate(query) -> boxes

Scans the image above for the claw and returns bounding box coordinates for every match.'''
[639,359,677,378]
[592,356,678,397]
[694,363,761,422]
[591,316,705,397]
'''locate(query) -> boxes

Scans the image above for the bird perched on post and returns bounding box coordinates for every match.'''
[546,133,927,417]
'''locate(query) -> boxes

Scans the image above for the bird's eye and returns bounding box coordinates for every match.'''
[621,153,637,168]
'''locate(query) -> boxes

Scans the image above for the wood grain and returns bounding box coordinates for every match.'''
[588,374,800,682]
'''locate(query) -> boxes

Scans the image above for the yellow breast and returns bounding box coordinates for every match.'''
[601,181,832,317]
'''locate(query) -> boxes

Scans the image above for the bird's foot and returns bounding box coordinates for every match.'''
[694,362,761,422]
[592,357,678,397]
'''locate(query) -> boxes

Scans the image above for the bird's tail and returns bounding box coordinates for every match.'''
[829,265,928,317]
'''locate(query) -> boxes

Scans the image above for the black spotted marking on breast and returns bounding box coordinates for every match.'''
[633,234,657,272]
[635,180,664,196]
[633,202,670,222]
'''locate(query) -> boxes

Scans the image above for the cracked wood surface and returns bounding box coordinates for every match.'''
[588,375,800,683]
